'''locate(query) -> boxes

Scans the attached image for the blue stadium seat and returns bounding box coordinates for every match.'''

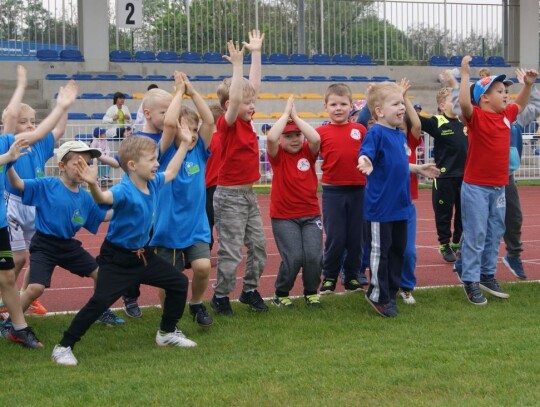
[67,113,91,120]
[353,54,376,65]
[430,55,451,66]
[156,51,179,62]
[449,55,463,66]
[96,74,120,80]
[307,75,328,81]
[134,51,156,62]
[332,54,353,65]
[285,75,307,81]
[350,76,370,82]
[110,50,132,62]
[311,53,332,65]
[470,55,487,66]
[59,49,83,61]
[91,113,105,120]
[131,113,137,120]
[262,75,285,81]
[36,49,59,61]
[75,134,93,142]
[72,74,94,80]
[217,75,229,81]
[122,74,144,80]
[203,51,227,63]
[290,53,311,64]
[268,53,291,64]
[487,56,511,67]
[329,75,349,81]
[371,76,393,82]
[80,93,105,99]
[190,75,216,81]
[145,75,169,81]
[179,51,202,63]
[45,74,69,80]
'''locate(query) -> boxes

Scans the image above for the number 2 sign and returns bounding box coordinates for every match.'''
[117,0,143,29]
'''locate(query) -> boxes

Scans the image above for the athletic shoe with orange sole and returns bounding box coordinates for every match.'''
[25,300,47,316]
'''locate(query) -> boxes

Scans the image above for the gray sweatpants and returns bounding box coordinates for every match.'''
[504,173,523,258]
[213,186,267,296]
[272,216,323,296]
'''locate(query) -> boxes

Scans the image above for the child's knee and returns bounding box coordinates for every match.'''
[26,283,45,300]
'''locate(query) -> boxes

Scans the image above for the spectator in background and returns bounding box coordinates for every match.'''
[90,127,112,187]
[259,124,272,182]
[134,84,159,130]
[102,92,132,139]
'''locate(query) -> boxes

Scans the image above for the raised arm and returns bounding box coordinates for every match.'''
[183,73,214,148]
[163,120,191,184]
[7,167,25,191]
[459,56,473,121]
[266,96,294,158]
[244,29,265,96]
[223,40,245,126]
[290,101,320,155]
[0,138,29,167]
[52,112,68,141]
[16,80,78,145]
[514,68,538,114]
[2,65,27,134]
[76,158,114,205]
[515,68,540,126]
[399,78,421,139]
[160,71,186,154]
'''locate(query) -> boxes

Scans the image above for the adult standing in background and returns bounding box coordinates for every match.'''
[102,92,132,139]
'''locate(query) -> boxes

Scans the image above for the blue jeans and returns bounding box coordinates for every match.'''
[400,204,417,291]
[461,182,506,283]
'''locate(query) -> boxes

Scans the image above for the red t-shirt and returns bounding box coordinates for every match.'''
[268,143,320,219]
[317,122,367,185]
[216,114,260,186]
[205,131,221,188]
[407,131,422,200]
[464,104,518,186]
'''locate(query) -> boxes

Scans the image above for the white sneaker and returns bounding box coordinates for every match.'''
[399,289,416,305]
[51,345,78,366]
[156,329,197,348]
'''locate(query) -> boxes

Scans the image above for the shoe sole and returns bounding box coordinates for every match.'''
[7,333,44,348]
[270,300,293,308]
[463,286,488,305]
[502,258,527,280]
[479,283,510,299]
[364,294,390,317]
[319,289,335,295]
[123,307,142,318]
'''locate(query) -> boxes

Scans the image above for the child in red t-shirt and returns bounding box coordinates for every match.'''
[458,55,537,305]
[316,83,367,294]
[210,30,268,315]
[266,96,322,308]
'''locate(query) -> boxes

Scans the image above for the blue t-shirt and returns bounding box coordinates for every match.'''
[359,123,411,222]
[21,177,106,238]
[5,133,54,196]
[0,135,16,228]
[134,130,162,144]
[107,172,165,249]
[151,137,211,249]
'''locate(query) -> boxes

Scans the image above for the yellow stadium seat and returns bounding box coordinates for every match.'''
[352,93,365,99]
[258,93,279,99]
[297,112,318,119]
[277,93,300,99]
[132,93,144,100]
[317,111,329,118]
[253,112,271,119]
[300,93,324,99]
[206,93,218,99]
[270,112,283,118]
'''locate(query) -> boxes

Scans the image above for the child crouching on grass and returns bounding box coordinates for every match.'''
[267,96,323,307]
[358,82,439,317]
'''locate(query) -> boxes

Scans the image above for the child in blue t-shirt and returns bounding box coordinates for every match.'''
[151,71,215,327]
[52,131,193,367]
[358,82,439,318]
[4,140,124,337]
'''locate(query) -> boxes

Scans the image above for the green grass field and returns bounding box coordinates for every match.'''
[2,282,539,406]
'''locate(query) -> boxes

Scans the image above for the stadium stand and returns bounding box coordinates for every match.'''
[290,53,312,64]
[470,55,487,66]
[157,51,180,62]
[449,55,463,66]
[350,76,370,82]
[179,51,202,63]
[59,49,84,61]
[122,74,144,80]
[332,54,353,65]
[268,53,291,64]
[311,53,332,65]
[429,55,451,66]
[487,55,511,67]
[45,74,69,80]
[203,51,227,63]
[110,50,132,62]
[36,49,59,61]
[134,51,156,62]
[353,54,376,65]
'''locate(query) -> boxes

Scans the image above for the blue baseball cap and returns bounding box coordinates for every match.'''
[261,123,271,132]
[473,74,506,105]
[93,127,106,137]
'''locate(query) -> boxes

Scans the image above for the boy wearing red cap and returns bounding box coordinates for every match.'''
[458,55,538,305]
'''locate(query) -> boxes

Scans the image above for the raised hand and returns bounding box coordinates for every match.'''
[244,29,265,53]
[6,138,29,162]
[76,157,99,185]
[223,40,244,65]
[398,78,411,96]
[16,65,27,88]
[56,80,78,109]
[181,72,195,96]
[417,163,440,178]
[178,119,192,145]
[173,71,186,95]
[522,69,539,86]
[461,55,472,76]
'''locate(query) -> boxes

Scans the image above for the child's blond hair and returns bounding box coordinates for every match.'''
[2,102,35,124]
[142,89,173,111]
[208,103,224,124]
[366,82,403,120]
[179,105,200,128]
[118,135,157,172]
[436,87,452,106]
[478,67,491,78]
[324,83,353,103]
[216,77,256,109]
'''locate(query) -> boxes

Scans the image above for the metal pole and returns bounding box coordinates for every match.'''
[298,0,305,54]
[443,0,447,55]
[320,0,324,54]
[186,0,191,51]
[502,0,508,60]
[383,0,387,66]
[255,0,259,30]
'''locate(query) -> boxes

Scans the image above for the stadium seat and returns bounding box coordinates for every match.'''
[122,74,144,80]
[290,53,311,64]
[132,93,144,99]
[96,74,120,80]
[203,51,227,63]
[67,113,91,120]
[332,53,353,65]
[270,112,283,118]
[317,111,329,118]
[307,75,328,81]
[329,75,348,81]
[350,76,370,82]
[156,51,180,62]
[262,75,285,81]
[131,113,137,119]
[285,75,307,81]
[352,93,366,99]
[179,51,202,63]
[91,113,105,120]
[253,112,271,119]
[487,55,511,67]
[297,112,318,119]
[300,93,324,99]
[110,50,132,62]
[353,54,376,65]
[258,93,279,99]
[449,55,463,66]
[59,49,83,61]
[470,55,487,66]
[190,75,216,81]
[145,75,169,81]
[75,134,93,142]
[430,55,451,66]
[36,49,59,61]
[71,74,94,80]
[206,93,218,99]
[311,53,332,65]
[268,53,291,64]
[371,76,394,82]
[80,93,105,99]
[134,51,156,62]
[278,93,300,99]
[45,74,69,80]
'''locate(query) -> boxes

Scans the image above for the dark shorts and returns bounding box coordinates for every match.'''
[0,227,15,270]
[155,242,210,272]
[29,231,98,287]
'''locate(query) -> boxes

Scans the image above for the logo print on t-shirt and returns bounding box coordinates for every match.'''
[184,161,200,176]
[72,209,84,225]
[297,158,310,171]
[404,143,412,157]
[350,129,361,140]
[503,117,511,128]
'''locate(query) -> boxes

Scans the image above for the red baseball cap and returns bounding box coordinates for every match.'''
[282,122,301,134]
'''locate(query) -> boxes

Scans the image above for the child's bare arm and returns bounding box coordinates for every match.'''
[52,112,68,141]
[399,78,421,139]
[76,158,114,205]
[459,56,473,121]
[2,65,27,135]
[223,40,245,126]
[357,155,373,175]
[514,69,539,113]
[183,73,214,148]
[0,138,29,166]
[266,96,294,158]
[161,71,185,153]
[290,100,320,155]
[410,162,440,178]
[244,29,265,96]
[16,80,78,145]
[7,167,25,191]
[163,120,191,183]
[97,155,120,168]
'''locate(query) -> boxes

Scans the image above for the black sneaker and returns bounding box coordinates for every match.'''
[364,294,398,317]
[8,326,44,349]
[344,279,362,292]
[502,256,527,280]
[239,290,268,312]
[189,303,213,327]
[210,295,233,316]
[123,296,142,318]
[479,277,510,299]
[320,278,336,295]
[463,282,488,305]
[439,244,456,262]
